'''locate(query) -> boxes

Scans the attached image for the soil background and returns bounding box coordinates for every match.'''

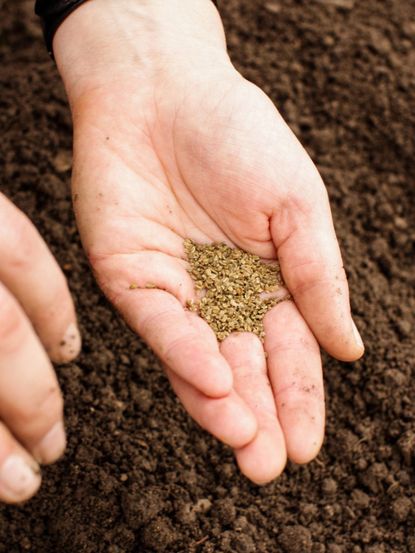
[1,0,415,551]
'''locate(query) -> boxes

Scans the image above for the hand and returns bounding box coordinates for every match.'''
[0,194,80,502]
[55,0,364,483]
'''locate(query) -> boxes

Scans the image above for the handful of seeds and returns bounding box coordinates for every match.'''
[184,239,290,341]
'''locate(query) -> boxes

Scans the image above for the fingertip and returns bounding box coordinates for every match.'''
[201,358,234,398]
[235,429,287,485]
[350,319,365,359]
[32,421,67,465]
[167,368,257,449]
[205,396,258,449]
[330,338,365,363]
[224,406,258,449]
[321,318,365,362]
[0,453,41,504]
[334,347,365,363]
[284,409,324,465]
[288,441,323,465]
[51,322,82,364]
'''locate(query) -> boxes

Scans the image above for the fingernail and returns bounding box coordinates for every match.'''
[352,319,364,350]
[0,455,41,500]
[59,322,81,362]
[33,421,66,465]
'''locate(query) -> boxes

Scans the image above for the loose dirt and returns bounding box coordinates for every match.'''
[1,0,414,551]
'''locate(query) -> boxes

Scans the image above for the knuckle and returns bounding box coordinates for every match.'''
[202,397,230,429]
[52,270,70,296]
[278,191,313,226]
[286,259,327,295]
[37,384,64,417]
[139,308,170,341]
[13,385,63,429]
[286,179,327,215]
[1,209,40,270]
[277,375,324,403]
[267,336,318,358]
[0,421,14,455]
[0,286,26,352]
[288,261,347,297]
[87,248,111,273]
[233,361,268,380]
[36,272,71,322]
[163,334,196,363]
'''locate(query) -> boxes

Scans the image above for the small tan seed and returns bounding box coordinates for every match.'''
[184,239,290,341]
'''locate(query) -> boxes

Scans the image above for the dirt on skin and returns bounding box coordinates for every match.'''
[1,0,414,551]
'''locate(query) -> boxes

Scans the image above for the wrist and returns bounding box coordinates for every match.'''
[54,0,230,105]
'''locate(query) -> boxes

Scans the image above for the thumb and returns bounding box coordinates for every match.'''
[271,184,364,362]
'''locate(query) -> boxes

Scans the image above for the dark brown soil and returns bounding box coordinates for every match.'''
[1,0,414,551]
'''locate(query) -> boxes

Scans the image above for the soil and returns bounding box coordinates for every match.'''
[1,0,414,551]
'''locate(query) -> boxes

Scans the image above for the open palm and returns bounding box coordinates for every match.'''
[70,65,363,483]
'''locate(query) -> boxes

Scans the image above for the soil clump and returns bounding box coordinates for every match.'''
[0,0,414,551]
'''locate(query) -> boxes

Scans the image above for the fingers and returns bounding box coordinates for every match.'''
[0,193,80,363]
[220,333,287,484]
[0,422,41,504]
[264,300,325,464]
[270,187,364,362]
[0,281,66,465]
[166,368,257,449]
[113,287,233,397]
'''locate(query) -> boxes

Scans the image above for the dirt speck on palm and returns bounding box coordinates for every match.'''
[1,0,414,552]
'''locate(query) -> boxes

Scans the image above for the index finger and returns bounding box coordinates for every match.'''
[0,194,81,363]
[112,287,233,398]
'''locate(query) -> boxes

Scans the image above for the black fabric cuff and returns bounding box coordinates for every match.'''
[35,1,91,56]
[35,0,219,58]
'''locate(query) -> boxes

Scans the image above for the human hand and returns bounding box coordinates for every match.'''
[0,194,80,502]
[55,0,364,483]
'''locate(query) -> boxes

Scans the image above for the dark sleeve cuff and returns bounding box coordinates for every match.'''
[35,1,91,57]
[35,0,219,58]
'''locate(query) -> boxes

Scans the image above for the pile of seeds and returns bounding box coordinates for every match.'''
[184,239,290,341]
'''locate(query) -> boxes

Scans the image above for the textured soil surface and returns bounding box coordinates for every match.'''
[1,0,415,551]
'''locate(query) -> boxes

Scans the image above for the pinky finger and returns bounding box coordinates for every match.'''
[0,422,41,504]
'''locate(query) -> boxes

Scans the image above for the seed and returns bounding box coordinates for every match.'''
[184,239,290,341]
